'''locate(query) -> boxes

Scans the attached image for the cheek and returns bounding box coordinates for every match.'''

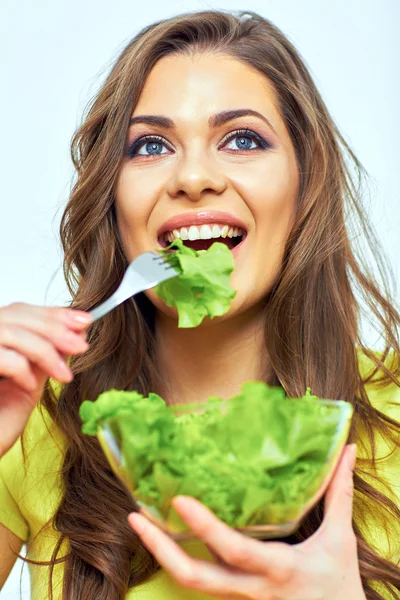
[233,149,298,219]
[252,151,297,210]
[253,196,296,290]
[244,155,298,249]
[253,188,296,250]
[235,156,298,292]
[114,167,159,260]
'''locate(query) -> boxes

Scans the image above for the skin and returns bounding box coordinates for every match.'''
[115,53,299,406]
[129,444,365,600]
[116,53,366,598]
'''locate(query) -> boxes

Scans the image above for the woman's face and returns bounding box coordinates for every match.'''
[115,53,300,323]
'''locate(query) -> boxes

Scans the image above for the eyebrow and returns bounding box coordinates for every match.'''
[129,109,277,135]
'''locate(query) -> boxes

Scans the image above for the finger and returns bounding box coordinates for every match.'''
[171,496,295,581]
[322,444,357,534]
[0,302,92,337]
[128,512,263,598]
[0,307,90,357]
[0,326,77,382]
[0,347,38,391]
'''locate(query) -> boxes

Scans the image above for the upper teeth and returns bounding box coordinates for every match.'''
[164,224,245,243]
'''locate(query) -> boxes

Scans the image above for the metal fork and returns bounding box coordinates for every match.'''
[89,252,179,321]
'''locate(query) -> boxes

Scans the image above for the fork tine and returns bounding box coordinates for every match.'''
[89,250,180,321]
[152,253,173,263]
[151,253,177,271]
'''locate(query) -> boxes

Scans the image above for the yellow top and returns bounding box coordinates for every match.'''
[1,350,399,599]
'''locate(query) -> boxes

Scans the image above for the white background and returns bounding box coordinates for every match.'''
[1,0,399,597]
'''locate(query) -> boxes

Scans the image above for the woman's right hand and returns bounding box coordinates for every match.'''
[0,302,93,459]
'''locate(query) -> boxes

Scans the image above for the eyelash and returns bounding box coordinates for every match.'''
[126,128,272,159]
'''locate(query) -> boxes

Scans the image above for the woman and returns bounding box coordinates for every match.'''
[0,8,399,600]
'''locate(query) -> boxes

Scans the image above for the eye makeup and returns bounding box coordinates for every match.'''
[125,127,274,159]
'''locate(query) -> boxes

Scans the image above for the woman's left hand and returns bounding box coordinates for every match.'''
[128,444,366,600]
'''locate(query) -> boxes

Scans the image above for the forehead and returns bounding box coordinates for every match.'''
[132,53,281,126]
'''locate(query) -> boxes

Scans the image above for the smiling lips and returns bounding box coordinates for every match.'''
[157,211,248,252]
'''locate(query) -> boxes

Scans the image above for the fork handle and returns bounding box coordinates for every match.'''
[89,287,139,321]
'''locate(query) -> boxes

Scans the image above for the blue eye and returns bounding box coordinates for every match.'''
[222,129,271,152]
[127,135,169,158]
[126,128,271,159]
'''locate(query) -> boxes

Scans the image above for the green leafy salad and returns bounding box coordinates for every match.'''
[154,238,236,327]
[80,383,350,529]
[80,240,352,531]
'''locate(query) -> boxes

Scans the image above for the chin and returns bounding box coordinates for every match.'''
[144,286,259,330]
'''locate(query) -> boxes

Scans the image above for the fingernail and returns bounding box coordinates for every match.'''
[129,513,145,534]
[172,496,191,509]
[69,311,93,325]
[172,496,199,518]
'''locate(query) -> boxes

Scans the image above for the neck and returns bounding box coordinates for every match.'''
[153,305,272,406]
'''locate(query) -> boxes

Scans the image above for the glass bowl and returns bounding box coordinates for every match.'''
[97,397,353,541]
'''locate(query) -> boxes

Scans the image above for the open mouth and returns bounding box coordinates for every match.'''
[158,223,247,252]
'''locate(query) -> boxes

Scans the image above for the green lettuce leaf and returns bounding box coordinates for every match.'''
[155,238,236,327]
[79,390,165,435]
[80,382,352,528]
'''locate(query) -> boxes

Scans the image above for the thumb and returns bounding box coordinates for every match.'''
[323,443,357,529]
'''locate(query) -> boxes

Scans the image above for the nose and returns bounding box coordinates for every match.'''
[166,152,227,203]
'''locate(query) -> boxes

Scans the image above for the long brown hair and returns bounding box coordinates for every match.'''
[24,9,400,599]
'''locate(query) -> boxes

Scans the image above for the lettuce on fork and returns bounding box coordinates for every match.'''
[80,383,350,529]
[154,238,236,327]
